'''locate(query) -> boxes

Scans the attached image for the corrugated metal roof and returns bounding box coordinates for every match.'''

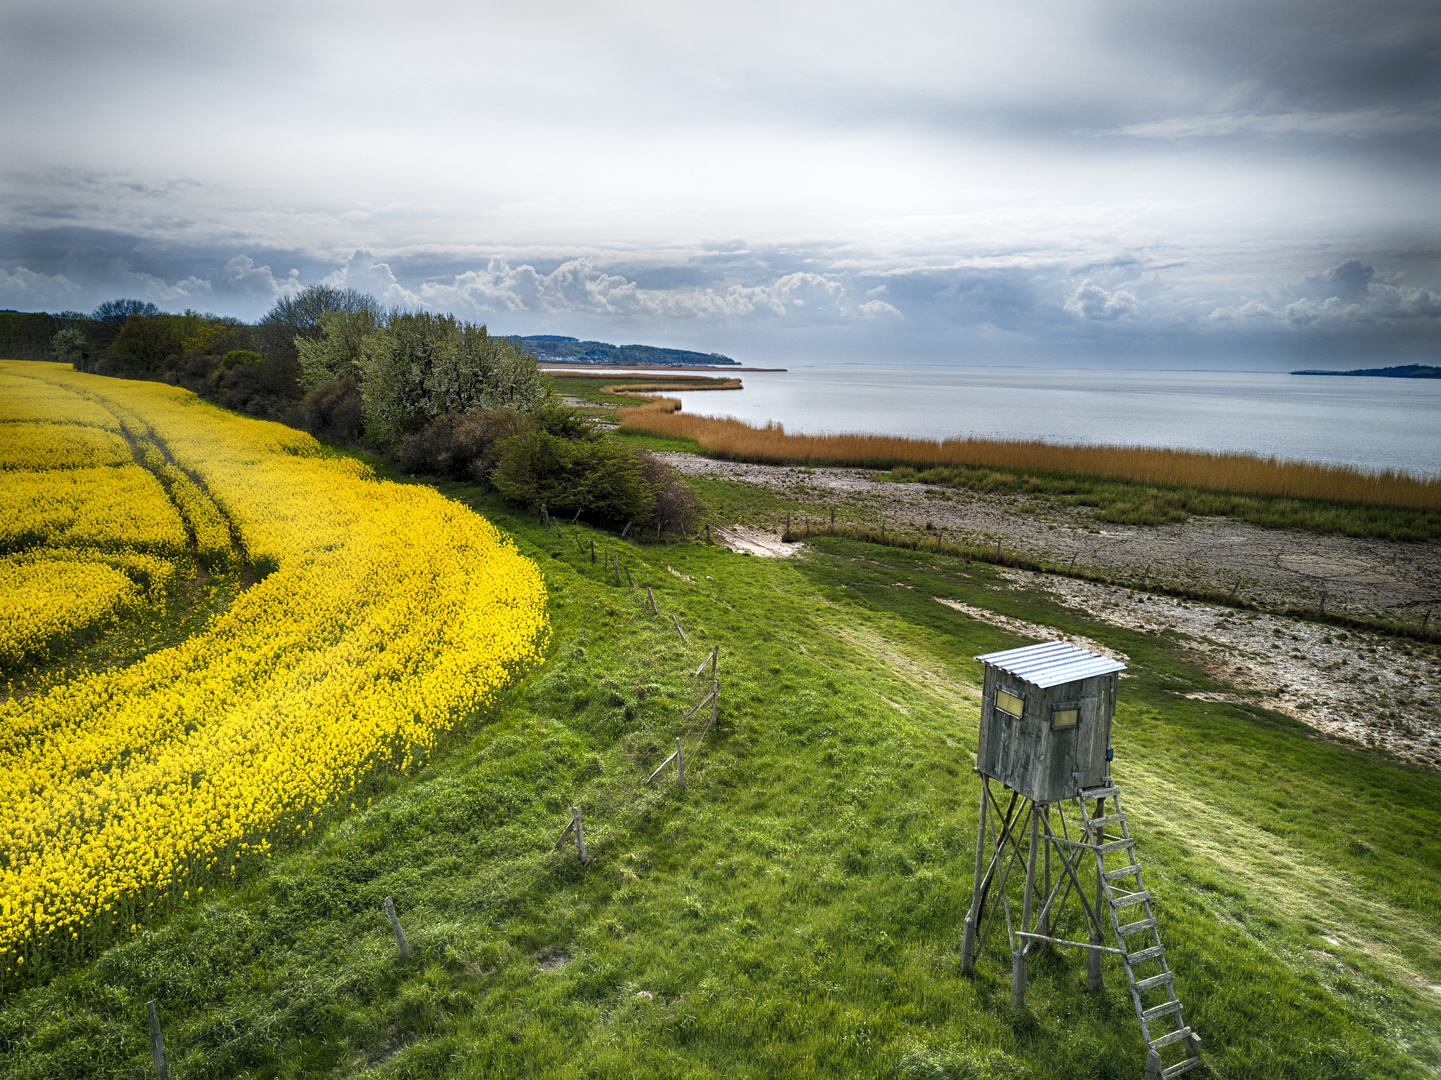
[974,640,1126,688]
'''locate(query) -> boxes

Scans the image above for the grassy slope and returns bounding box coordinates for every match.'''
[3,471,1440,1079]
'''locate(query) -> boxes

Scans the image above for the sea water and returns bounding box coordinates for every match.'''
[658,365,1441,479]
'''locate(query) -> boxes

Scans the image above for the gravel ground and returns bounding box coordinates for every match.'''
[1002,569,1441,771]
[663,453,1441,624]
[666,452,1441,770]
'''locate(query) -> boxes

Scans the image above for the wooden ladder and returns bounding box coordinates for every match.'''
[1079,785,1203,1080]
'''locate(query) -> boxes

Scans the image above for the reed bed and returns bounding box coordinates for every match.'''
[617,401,1441,511]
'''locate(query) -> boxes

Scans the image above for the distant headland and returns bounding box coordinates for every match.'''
[1292,363,1441,378]
[510,335,739,367]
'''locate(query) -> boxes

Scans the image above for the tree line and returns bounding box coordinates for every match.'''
[9,288,698,534]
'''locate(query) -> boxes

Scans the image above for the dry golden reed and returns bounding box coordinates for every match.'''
[617,400,1441,510]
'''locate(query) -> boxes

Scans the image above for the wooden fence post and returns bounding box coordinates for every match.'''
[1424,609,1432,632]
[622,521,632,539]
[830,508,835,530]
[670,613,688,644]
[647,586,657,614]
[676,736,685,788]
[572,806,588,863]
[614,553,622,585]
[147,1001,169,1080]
[705,523,711,544]
[540,503,548,527]
[384,896,412,958]
[590,539,596,564]
[625,565,634,588]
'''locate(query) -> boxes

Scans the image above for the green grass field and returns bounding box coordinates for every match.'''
[3,460,1439,1079]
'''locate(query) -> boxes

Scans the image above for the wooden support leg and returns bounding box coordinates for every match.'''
[1013,806,1038,1008]
[1087,795,1106,993]
[1145,1050,1163,1079]
[960,778,990,973]
[1040,805,1052,940]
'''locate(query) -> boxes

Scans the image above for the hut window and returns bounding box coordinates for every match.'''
[996,687,1024,717]
[1051,702,1081,731]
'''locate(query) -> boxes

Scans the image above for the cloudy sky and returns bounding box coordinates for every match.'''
[2,0,1438,368]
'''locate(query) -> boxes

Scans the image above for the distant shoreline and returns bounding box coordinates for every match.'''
[1293,364,1440,378]
[542,364,787,373]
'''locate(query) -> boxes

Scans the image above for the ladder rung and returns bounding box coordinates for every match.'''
[1134,971,1174,992]
[1149,1026,1193,1050]
[1119,917,1157,936]
[1081,786,1120,800]
[1162,1057,1203,1080]
[1088,812,1126,829]
[1127,944,1166,964]
[1142,999,1183,1022]
[1112,889,1151,909]
[1105,864,1142,881]
[1099,838,1136,855]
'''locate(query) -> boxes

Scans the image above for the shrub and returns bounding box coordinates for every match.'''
[638,450,702,535]
[393,408,527,483]
[291,377,366,442]
[491,432,655,527]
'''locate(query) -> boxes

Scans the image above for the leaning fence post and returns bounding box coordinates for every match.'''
[572,806,589,863]
[614,553,622,585]
[647,586,657,614]
[676,737,685,788]
[1424,609,1432,632]
[670,613,688,644]
[384,896,412,958]
[625,565,634,588]
[147,1001,169,1080]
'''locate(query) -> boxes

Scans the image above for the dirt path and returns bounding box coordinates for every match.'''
[663,453,1441,623]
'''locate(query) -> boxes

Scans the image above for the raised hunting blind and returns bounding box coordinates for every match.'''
[976,640,1123,803]
[961,642,1203,1080]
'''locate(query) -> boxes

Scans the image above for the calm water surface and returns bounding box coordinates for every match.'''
[662,365,1441,479]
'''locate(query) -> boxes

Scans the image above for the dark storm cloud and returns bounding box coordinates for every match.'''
[1,1,1438,365]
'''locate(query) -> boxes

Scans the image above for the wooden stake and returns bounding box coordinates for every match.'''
[622,521,632,539]
[572,806,589,863]
[830,508,835,530]
[705,522,711,543]
[147,1001,169,1080]
[676,737,685,788]
[625,565,634,588]
[1424,609,1432,632]
[670,613,688,644]
[1069,552,1078,573]
[647,586,657,614]
[1228,579,1240,601]
[540,503,548,527]
[384,896,412,958]
[614,553,622,585]
[590,539,596,564]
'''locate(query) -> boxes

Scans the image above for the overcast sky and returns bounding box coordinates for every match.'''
[2,0,1438,368]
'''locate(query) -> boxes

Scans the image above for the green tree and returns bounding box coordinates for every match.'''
[351,311,555,447]
[49,326,87,366]
[296,306,383,390]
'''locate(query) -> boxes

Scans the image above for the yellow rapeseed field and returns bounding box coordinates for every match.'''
[0,559,139,671]
[0,361,549,981]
